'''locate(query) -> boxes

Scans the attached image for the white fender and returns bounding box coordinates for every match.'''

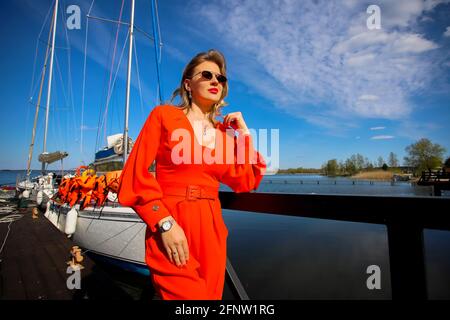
[49,208,58,226]
[44,201,51,218]
[107,191,118,202]
[65,207,78,235]
[36,191,43,205]
[22,190,30,199]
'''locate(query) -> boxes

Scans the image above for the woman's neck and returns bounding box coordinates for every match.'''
[189,101,213,119]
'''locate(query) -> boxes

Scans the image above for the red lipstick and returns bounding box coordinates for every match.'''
[208,88,218,94]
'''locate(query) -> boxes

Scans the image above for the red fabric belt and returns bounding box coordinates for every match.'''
[162,184,219,201]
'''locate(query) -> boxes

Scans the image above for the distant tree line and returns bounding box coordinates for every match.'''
[321,138,447,177]
[277,167,322,174]
[276,138,447,176]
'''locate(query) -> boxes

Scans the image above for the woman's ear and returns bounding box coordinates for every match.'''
[184,79,190,92]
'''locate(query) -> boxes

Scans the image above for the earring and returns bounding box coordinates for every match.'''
[188,91,192,100]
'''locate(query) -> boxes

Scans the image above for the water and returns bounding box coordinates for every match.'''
[219,175,450,299]
[0,169,64,186]
[4,171,449,299]
[248,174,438,197]
[3,171,440,197]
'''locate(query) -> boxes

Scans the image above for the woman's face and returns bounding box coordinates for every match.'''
[185,61,225,108]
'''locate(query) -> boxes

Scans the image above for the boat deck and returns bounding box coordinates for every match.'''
[0,198,140,300]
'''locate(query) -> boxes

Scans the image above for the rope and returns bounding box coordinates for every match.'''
[0,215,23,257]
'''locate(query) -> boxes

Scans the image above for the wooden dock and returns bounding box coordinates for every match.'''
[0,196,140,300]
[417,169,450,196]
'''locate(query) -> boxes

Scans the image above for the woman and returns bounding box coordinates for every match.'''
[118,49,266,300]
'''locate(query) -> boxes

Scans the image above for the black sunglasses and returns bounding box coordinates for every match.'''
[190,70,227,84]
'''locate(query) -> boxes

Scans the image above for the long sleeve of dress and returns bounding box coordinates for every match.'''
[220,132,266,193]
[118,106,170,233]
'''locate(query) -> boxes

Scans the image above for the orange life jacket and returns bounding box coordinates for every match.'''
[105,170,122,194]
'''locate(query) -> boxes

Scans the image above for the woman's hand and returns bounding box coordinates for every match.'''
[222,112,250,135]
[159,218,189,267]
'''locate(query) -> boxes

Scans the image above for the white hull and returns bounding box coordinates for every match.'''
[47,201,147,268]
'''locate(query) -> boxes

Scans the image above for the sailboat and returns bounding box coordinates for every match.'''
[17,0,70,205]
[45,0,164,275]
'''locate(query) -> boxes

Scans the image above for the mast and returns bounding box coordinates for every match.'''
[42,0,59,174]
[26,9,55,179]
[123,0,135,164]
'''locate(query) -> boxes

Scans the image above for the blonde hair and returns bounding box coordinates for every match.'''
[170,49,228,126]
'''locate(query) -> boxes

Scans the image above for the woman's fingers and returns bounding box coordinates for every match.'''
[182,241,190,262]
[223,112,243,129]
[171,249,182,266]
[176,243,187,266]
[166,246,174,264]
[161,224,190,267]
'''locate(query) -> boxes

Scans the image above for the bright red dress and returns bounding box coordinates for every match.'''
[118,105,266,300]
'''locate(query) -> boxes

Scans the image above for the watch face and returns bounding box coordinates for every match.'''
[162,220,172,231]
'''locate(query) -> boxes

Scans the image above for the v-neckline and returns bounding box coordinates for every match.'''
[179,108,218,151]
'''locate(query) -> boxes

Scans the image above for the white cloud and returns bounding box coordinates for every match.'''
[392,33,438,53]
[444,26,450,37]
[420,16,434,22]
[347,53,376,67]
[192,0,446,125]
[371,135,395,140]
[359,95,380,101]
[370,127,386,130]
[373,0,450,28]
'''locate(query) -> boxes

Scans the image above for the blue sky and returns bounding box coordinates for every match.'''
[1,0,449,171]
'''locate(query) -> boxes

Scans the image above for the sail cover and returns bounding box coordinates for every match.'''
[38,151,69,164]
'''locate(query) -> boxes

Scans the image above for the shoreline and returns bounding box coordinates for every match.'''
[273,170,416,182]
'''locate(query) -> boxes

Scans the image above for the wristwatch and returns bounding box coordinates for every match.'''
[159,219,174,233]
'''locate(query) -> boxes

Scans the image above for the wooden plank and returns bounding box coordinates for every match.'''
[0,205,132,300]
[1,255,27,299]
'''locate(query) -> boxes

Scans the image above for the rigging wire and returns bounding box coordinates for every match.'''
[62,0,78,154]
[133,37,145,120]
[97,29,130,151]
[54,54,69,114]
[155,0,163,64]
[80,0,96,159]
[103,0,126,147]
[151,0,164,103]
[94,28,116,155]
[28,1,54,101]
[54,52,70,152]
[51,68,65,154]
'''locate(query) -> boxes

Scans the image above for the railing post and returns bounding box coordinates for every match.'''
[225,257,250,300]
[386,221,427,300]
[432,186,442,196]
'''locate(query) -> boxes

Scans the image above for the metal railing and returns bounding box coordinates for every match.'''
[419,169,450,182]
[220,191,450,300]
[418,169,450,196]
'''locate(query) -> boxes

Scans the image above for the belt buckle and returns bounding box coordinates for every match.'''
[186,185,201,201]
